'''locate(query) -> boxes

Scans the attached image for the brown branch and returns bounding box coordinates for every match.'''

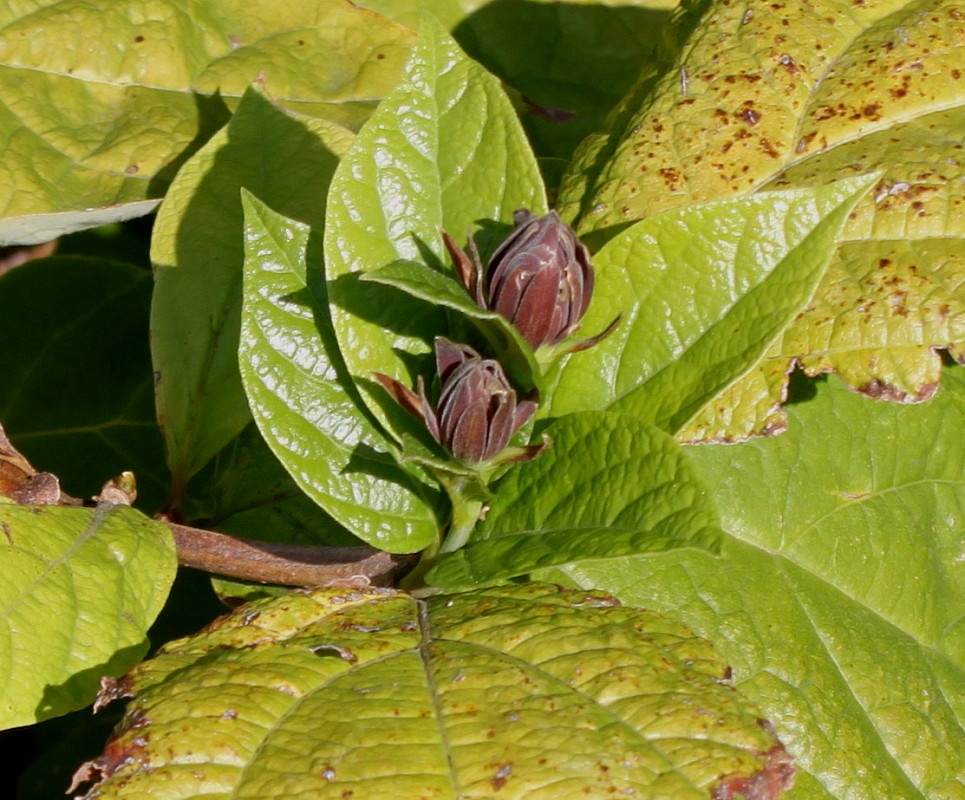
[3,418,415,589]
[167,523,416,588]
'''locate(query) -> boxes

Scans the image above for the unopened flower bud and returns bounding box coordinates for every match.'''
[374,338,539,466]
[445,210,611,351]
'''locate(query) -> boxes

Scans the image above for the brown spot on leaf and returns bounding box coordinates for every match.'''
[713,724,794,799]
[491,763,512,791]
[658,167,682,190]
[739,108,760,125]
[795,133,816,154]
[759,138,780,158]
[778,54,799,75]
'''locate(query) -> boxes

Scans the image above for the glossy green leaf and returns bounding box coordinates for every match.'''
[0,257,167,511]
[0,0,412,242]
[0,503,175,730]
[548,176,875,433]
[150,86,354,495]
[361,259,541,392]
[427,410,722,590]
[324,17,546,439]
[80,584,793,799]
[239,192,439,553]
[556,367,965,799]
[561,0,965,438]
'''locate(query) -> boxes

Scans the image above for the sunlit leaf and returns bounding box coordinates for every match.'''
[150,85,353,491]
[428,410,722,589]
[561,0,965,439]
[548,177,875,435]
[0,0,412,241]
[239,194,439,553]
[324,17,546,440]
[79,584,793,799]
[555,367,965,799]
[0,504,175,730]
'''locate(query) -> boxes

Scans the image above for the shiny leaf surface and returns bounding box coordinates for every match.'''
[324,17,546,441]
[548,177,875,434]
[427,410,722,589]
[239,193,439,553]
[561,0,965,438]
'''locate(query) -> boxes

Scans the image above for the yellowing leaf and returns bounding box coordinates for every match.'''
[0,0,412,243]
[561,0,965,440]
[78,584,795,800]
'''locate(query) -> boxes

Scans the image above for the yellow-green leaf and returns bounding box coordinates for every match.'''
[79,584,795,799]
[561,0,965,440]
[0,0,412,243]
[0,504,175,730]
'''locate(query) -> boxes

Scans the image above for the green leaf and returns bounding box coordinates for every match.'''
[556,367,965,798]
[561,0,965,438]
[324,16,546,439]
[239,192,439,553]
[549,176,875,433]
[80,584,793,799]
[150,85,354,495]
[361,260,541,392]
[0,503,175,730]
[0,257,167,511]
[0,0,413,241]
[427,410,722,590]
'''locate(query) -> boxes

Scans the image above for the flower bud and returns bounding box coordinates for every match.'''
[445,210,597,350]
[374,338,537,466]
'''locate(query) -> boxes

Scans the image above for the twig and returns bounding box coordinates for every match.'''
[166,523,415,588]
[3,419,413,588]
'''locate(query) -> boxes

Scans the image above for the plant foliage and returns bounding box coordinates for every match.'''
[0,1,961,798]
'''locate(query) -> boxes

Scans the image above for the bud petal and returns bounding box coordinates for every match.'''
[484,210,595,349]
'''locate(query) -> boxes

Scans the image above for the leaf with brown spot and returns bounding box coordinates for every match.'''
[76,584,795,800]
[561,0,965,440]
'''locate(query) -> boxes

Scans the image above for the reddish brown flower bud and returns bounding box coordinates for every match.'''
[374,338,537,466]
[445,210,597,350]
